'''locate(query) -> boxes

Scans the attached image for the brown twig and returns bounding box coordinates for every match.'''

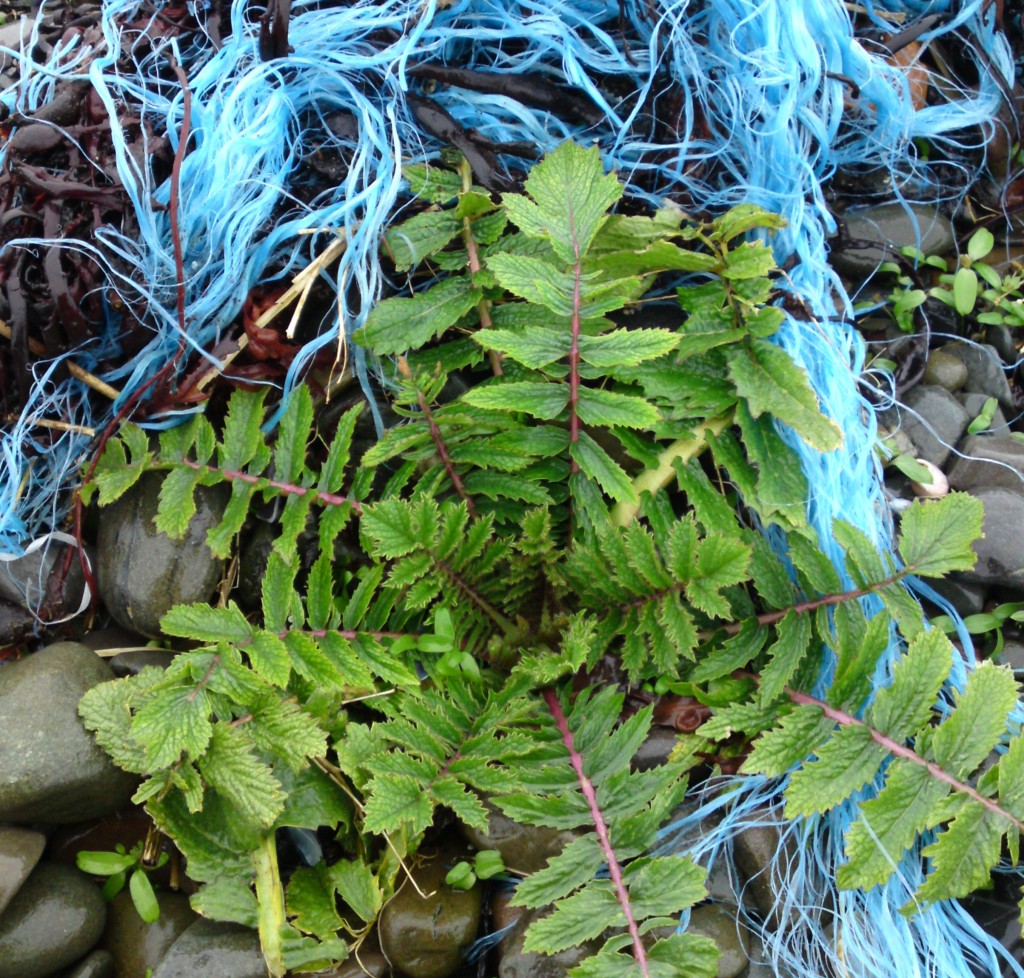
[0,320,120,400]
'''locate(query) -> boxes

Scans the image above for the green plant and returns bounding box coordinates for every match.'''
[78,143,1024,977]
[884,228,1024,329]
[77,841,166,923]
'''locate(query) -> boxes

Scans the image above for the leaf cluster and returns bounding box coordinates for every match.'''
[77,142,1024,976]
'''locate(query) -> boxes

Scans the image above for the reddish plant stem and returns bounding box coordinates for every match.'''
[177,458,362,515]
[188,655,220,701]
[785,687,1024,832]
[542,688,650,978]
[398,357,476,517]
[277,627,408,642]
[167,56,192,341]
[460,164,502,376]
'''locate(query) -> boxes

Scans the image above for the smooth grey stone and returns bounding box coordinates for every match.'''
[236,521,277,612]
[97,472,228,638]
[958,488,1024,590]
[0,862,107,978]
[995,640,1024,677]
[687,904,750,978]
[0,643,137,823]
[151,919,268,978]
[108,649,176,678]
[632,726,679,771]
[922,349,968,392]
[0,539,89,616]
[880,385,969,468]
[53,949,115,978]
[0,826,46,916]
[943,342,1015,411]
[924,576,988,618]
[732,811,797,931]
[984,323,1021,367]
[101,888,196,978]
[830,203,954,276]
[956,393,1008,435]
[459,803,576,875]
[948,436,1024,492]
[379,843,482,978]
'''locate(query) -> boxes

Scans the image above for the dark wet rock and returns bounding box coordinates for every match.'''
[108,649,176,678]
[79,625,149,655]
[236,521,277,611]
[0,538,90,617]
[0,599,37,647]
[995,640,1024,676]
[687,904,750,978]
[956,393,1008,435]
[924,576,988,618]
[632,726,680,771]
[984,323,1022,368]
[151,918,267,978]
[964,889,1023,978]
[101,888,196,978]
[957,488,1024,590]
[0,826,46,916]
[53,950,116,978]
[0,862,107,978]
[922,349,968,392]
[943,342,1015,411]
[379,843,482,978]
[879,385,969,468]
[459,803,576,875]
[497,905,601,978]
[0,642,137,823]
[97,471,228,637]
[732,810,797,931]
[948,435,1024,492]
[830,203,955,277]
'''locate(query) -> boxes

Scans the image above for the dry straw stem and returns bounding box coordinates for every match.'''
[0,320,120,401]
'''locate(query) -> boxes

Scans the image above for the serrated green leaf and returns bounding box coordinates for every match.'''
[474,326,570,368]
[198,724,284,827]
[571,431,636,503]
[870,628,951,741]
[160,602,253,644]
[190,877,259,928]
[503,140,622,263]
[207,479,256,559]
[132,684,213,768]
[727,340,842,452]
[362,773,434,835]
[274,386,314,485]
[287,864,344,938]
[838,759,949,891]
[249,696,327,770]
[622,854,706,918]
[784,723,888,817]
[523,882,623,954]
[713,203,788,242]
[78,678,151,773]
[462,381,569,420]
[577,329,680,369]
[357,277,483,355]
[385,208,463,271]
[576,387,660,429]
[219,390,267,471]
[262,552,297,633]
[155,467,202,539]
[931,661,1018,780]
[684,535,751,619]
[330,858,383,924]
[404,162,462,203]
[722,241,776,280]
[512,835,604,907]
[913,805,1005,908]
[756,610,814,706]
[743,704,834,776]
[897,493,983,577]
[318,405,360,495]
[244,631,292,687]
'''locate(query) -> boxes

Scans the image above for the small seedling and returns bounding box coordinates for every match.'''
[77,842,166,923]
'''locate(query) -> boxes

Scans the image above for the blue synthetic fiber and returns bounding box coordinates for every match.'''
[2,0,1024,973]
